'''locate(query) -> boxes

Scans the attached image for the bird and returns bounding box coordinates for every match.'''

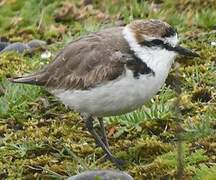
[10,19,199,168]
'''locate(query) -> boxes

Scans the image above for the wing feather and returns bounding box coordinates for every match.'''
[11,27,131,90]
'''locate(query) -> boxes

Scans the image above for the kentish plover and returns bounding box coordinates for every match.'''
[10,19,199,167]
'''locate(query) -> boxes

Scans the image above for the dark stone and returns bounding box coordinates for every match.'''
[68,170,133,180]
[0,42,10,52]
[1,42,30,54]
[27,39,46,49]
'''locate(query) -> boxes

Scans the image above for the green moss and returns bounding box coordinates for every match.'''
[194,165,216,180]
[128,136,172,163]
[0,0,215,179]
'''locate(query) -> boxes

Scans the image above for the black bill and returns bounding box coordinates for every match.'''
[173,45,200,57]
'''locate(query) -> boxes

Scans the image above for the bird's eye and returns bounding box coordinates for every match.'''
[150,39,164,46]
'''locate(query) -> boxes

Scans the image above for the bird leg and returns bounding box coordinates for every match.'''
[82,114,124,168]
[98,117,109,149]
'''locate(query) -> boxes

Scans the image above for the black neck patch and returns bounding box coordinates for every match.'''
[126,51,155,79]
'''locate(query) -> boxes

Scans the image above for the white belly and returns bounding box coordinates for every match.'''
[52,69,168,117]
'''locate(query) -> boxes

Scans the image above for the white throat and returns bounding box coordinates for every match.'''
[122,26,178,77]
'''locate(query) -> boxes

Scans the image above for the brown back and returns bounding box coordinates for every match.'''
[31,27,131,90]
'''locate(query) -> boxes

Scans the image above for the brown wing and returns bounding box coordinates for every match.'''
[11,27,131,90]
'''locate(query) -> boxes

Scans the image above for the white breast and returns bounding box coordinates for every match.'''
[52,67,168,117]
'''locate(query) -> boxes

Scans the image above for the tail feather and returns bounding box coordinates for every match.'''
[9,74,43,86]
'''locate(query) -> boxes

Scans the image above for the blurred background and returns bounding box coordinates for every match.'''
[0,0,215,179]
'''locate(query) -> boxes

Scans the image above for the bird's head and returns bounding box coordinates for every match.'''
[123,19,199,67]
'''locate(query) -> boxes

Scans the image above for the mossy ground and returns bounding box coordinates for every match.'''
[0,0,215,179]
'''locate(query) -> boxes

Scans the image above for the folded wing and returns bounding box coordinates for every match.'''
[10,27,131,90]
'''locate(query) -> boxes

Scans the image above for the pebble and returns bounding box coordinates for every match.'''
[211,41,216,46]
[67,170,133,180]
[27,39,46,49]
[1,42,30,53]
[0,42,10,52]
[0,39,47,55]
[41,50,52,59]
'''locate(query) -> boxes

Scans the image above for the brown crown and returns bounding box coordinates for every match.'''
[128,19,176,43]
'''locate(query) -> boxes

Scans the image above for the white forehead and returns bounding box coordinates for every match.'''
[165,34,178,47]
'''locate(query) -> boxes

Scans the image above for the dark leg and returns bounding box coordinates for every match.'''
[82,114,124,168]
[98,117,109,149]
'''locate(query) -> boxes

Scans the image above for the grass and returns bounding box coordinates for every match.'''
[0,0,215,179]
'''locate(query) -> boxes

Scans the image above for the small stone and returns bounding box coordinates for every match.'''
[68,170,133,180]
[27,39,47,49]
[41,50,52,59]
[211,41,216,46]
[1,42,30,54]
[0,42,10,52]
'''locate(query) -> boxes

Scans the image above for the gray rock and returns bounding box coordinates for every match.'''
[1,42,30,53]
[0,42,10,51]
[68,170,133,180]
[27,39,46,49]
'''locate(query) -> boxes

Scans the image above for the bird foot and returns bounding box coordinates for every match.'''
[100,154,126,169]
[111,157,126,169]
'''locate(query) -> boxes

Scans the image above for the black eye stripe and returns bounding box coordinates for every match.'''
[149,39,164,45]
[139,39,175,51]
[139,39,164,47]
